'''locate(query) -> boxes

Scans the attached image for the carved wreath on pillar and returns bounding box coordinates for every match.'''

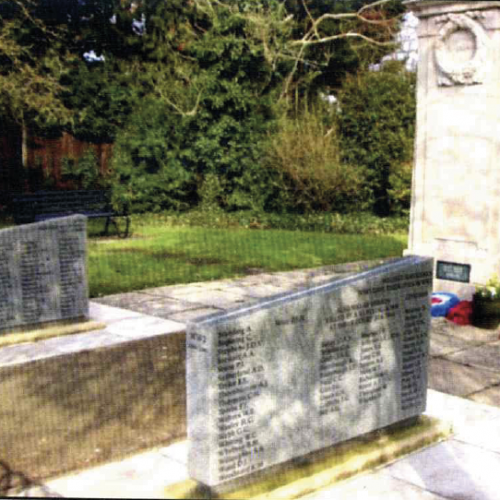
[434,12,489,86]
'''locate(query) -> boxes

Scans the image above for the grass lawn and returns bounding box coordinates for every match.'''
[88,220,408,298]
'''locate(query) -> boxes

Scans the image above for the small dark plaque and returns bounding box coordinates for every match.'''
[436,261,471,283]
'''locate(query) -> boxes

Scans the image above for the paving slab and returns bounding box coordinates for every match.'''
[450,413,500,454]
[94,292,200,319]
[429,331,481,357]
[141,282,240,295]
[224,273,285,287]
[147,287,252,309]
[234,283,288,298]
[428,358,500,397]
[0,328,127,367]
[303,470,447,500]
[0,342,60,367]
[467,385,500,408]
[270,270,311,282]
[446,341,500,373]
[39,329,124,354]
[166,307,224,323]
[304,274,349,287]
[384,439,500,500]
[431,317,500,344]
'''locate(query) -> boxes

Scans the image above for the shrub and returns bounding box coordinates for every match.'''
[337,62,416,215]
[110,99,198,214]
[388,160,413,216]
[109,2,289,215]
[198,173,226,212]
[263,101,369,214]
[61,149,109,190]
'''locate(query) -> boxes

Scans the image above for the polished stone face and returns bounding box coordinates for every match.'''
[0,215,88,333]
[405,0,500,297]
[187,256,433,487]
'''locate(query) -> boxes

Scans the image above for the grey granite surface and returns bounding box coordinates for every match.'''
[187,256,433,486]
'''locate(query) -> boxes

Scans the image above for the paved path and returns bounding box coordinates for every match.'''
[94,261,500,407]
[27,393,500,500]
[428,317,500,406]
[15,262,500,498]
[93,260,389,323]
[305,390,500,500]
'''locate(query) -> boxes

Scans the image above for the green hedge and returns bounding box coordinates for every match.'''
[155,209,409,235]
[337,62,416,216]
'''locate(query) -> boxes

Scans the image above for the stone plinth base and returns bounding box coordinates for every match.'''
[0,313,186,483]
[165,416,452,500]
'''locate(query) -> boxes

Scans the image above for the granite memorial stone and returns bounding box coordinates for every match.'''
[0,215,88,333]
[187,256,433,486]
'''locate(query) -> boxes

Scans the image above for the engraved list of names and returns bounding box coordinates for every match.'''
[0,216,88,333]
[187,256,432,487]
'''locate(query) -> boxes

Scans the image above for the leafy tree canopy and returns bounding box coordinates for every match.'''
[0,0,75,129]
[0,0,405,134]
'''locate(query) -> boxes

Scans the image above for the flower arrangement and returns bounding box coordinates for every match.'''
[473,275,500,327]
[474,275,500,302]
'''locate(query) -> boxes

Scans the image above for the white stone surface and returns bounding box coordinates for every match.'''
[425,388,500,431]
[405,0,500,298]
[453,416,500,454]
[187,257,433,486]
[385,439,500,500]
[104,314,184,338]
[303,471,445,500]
[45,447,188,498]
[88,302,144,323]
[159,440,189,465]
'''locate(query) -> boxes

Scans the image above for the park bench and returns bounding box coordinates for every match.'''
[10,190,130,237]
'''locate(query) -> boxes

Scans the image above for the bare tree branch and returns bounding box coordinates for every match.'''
[292,0,399,47]
[160,90,203,117]
[281,35,311,100]
[291,32,397,48]
[10,0,66,39]
[358,0,394,15]
[301,0,320,39]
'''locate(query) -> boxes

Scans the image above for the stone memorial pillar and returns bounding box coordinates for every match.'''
[404,0,500,297]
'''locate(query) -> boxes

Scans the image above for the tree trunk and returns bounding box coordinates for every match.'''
[21,122,28,169]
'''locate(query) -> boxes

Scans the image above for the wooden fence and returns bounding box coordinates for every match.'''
[0,128,112,197]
